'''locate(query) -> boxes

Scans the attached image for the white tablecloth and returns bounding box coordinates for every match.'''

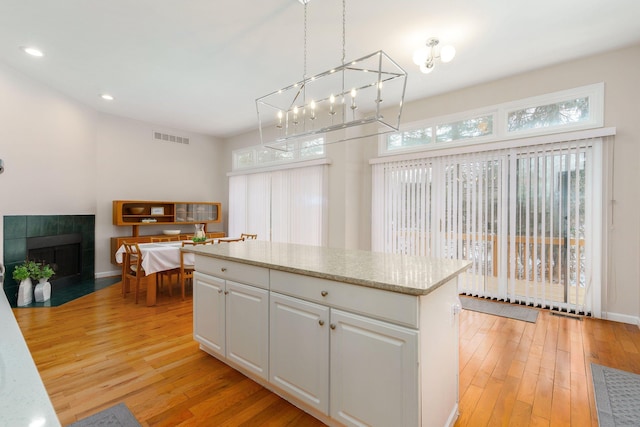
[115,241,197,275]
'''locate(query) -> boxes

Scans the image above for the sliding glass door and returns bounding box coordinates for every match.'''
[372,139,602,314]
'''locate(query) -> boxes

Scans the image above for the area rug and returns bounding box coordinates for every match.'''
[591,363,640,427]
[460,296,539,323]
[67,402,141,427]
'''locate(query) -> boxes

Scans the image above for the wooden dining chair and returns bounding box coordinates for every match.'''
[150,236,180,296]
[150,236,180,242]
[180,240,212,300]
[123,242,144,304]
[218,237,244,243]
[241,233,257,240]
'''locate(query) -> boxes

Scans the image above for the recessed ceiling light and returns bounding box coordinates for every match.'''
[20,46,44,57]
[100,94,114,101]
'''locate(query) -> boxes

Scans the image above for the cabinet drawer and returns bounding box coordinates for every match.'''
[195,256,269,289]
[270,270,418,328]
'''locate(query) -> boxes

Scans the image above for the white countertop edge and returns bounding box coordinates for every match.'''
[0,291,60,427]
[184,243,472,296]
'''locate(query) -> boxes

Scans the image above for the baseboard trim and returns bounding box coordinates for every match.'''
[601,311,640,326]
[95,270,121,279]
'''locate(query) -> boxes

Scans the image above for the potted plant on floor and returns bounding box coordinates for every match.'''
[13,260,38,306]
[33,262,55,303]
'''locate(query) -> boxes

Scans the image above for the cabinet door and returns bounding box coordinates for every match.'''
[330,309,419,427]
[270,292,330,414]
[226,280,269,380]
[193,272,226,357]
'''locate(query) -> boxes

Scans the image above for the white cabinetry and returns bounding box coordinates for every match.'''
[270,271,419,427]
[270,292,330,413]
[329,309,418,426]
[192,249,463,427]
[193,272,225,355]
[193,259,269,380]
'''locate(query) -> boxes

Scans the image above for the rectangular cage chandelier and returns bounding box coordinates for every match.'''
[256,0,407,149]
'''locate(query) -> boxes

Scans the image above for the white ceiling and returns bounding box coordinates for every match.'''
[1,0,639,139]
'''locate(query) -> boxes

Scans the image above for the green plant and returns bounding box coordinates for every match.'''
[12,264,30,281]
[34,263,55,280]
[12,260,39,281]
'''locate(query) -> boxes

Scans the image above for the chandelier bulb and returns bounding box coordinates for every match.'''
[310,100,316,120]
[329,94,336,115]
[440,45,456,63]
[293,106,299,124]
[420,63,434,74]
[350,88,357,110]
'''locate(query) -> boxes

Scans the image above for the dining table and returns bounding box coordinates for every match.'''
[115,239,212,306]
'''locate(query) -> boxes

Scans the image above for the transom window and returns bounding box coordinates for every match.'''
[380,83,603,155]
[233,137,325,170]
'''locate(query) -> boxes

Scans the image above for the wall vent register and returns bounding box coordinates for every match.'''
[153,131,189,145]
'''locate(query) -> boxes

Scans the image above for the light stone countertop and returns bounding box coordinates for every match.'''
[183,241,472,296]
[0,291,60,427]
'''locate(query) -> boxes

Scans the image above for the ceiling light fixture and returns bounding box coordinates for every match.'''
[20,46,44,57]
[412,37,455,74]
[256,0,407,149]
[100,94,114,101]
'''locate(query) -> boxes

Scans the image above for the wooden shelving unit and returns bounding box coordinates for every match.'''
[113,200,222,236]
[111,200,224,265]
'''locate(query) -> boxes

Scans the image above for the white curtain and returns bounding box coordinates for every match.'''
[229,165,326,246]
[372,138,604,314]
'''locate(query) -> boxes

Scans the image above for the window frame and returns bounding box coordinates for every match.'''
[378,83,604,156]
[233,136,326,171]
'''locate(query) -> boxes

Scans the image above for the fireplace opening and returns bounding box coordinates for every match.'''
[27,233,82,288]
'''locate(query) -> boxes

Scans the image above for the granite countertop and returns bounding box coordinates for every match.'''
[0,291,60,427]
[183,241,471,296]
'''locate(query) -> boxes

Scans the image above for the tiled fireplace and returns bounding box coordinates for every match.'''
[3,215,95,306]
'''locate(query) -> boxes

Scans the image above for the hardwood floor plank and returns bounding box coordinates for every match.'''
[12,282,640,426]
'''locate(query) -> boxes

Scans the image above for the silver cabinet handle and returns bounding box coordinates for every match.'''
[330,324,336,330]
[321,290,328,297]
[221,267,227,272]
[318,320,325,326]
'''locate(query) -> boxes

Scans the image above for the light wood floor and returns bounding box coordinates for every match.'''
[12,279,640,426]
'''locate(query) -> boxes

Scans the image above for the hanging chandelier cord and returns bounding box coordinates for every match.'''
[342,0,346,65]
[304,1,308,80]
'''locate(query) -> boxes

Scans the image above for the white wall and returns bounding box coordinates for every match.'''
[0,61,226,278]
[0,62,97,217]
[93,114,225,275]
[3,43,638,323]
[224,44,640,323]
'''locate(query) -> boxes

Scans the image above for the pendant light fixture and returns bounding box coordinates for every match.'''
[412,37,456,74]
[256,0,407,149]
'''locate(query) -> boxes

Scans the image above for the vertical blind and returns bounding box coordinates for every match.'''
[372,138,603,314]
[229,165,326,246]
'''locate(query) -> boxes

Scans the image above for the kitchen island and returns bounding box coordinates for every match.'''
[183,241,471,427]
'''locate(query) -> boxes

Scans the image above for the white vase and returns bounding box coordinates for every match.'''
[34,278,52,302]
[17,278,33,306]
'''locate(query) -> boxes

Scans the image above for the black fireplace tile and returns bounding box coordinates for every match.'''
[82,248,95,279]
[58,216,76,234]
[25,216,42,237]
[3,261,22,290]
[78,216,95,239]
[3,216,26,239]
[4,238,27,264]
[27,215,59,237]
[3,283,18,307]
